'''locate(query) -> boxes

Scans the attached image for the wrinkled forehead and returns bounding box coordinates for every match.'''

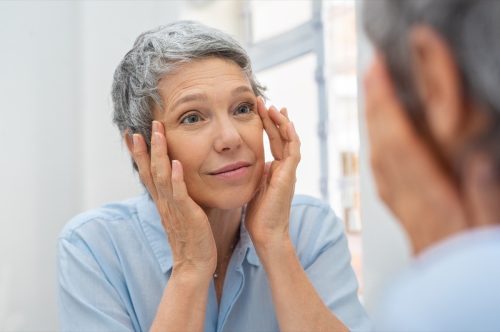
[155,57,254,112]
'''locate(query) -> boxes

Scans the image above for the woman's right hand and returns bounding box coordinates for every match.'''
[131,120,217,281]
[364,56,467,254]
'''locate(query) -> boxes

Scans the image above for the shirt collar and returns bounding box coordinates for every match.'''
[136,193,173,273]
[136,193,261,274]
[239,218,261,267]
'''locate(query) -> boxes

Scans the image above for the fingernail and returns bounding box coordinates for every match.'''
[172,160,181,178]
[152,121,160,133]
[132,134,140,149]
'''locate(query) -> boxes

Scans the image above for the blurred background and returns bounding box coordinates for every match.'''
[0,0,410,330]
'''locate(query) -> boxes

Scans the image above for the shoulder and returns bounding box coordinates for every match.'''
[59,195,145,244]
[376,229,500,331]
[289,194,344,239]
[289,195,347,263]
[57,194,154,281]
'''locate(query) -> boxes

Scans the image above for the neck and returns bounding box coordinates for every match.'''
[203,207,242,257]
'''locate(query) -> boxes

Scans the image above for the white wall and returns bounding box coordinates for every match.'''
[0,1,182,330]
[0,2,82,329]
[79,1,182,210]
[355,0,411,313]
[0,1,246,329]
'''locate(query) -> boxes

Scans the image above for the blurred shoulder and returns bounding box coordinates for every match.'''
[376,228,500,331]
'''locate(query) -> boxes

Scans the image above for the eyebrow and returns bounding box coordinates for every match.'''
[170,93,208,111]
[231,85,254,97]
[170,85,255,111]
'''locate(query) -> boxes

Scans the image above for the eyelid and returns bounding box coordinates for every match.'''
[179,110,204,124]
[234,102,255,113]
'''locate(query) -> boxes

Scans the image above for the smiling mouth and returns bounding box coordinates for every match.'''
[209,162,252,175]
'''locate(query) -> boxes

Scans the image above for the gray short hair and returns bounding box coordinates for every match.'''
[111,21,265,169]
[363,0,500,164]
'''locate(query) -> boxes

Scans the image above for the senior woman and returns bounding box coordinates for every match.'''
[58,21,369,332]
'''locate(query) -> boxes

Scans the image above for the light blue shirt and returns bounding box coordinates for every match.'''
[375,226,500,332]
[58,194,370,332]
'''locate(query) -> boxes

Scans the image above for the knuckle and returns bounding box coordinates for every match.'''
[133,149,148,160]
[137,166,151,180]
[156,171,169,186]
[171,188,183,202]
[151,163,167,184]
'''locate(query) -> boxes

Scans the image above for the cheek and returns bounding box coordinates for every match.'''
[244,120,264,158]
[166,133,205,178]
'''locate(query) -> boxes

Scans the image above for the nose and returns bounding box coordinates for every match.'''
[213,117,242,153]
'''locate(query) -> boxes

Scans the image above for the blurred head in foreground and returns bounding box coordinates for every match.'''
[363,1,500,330]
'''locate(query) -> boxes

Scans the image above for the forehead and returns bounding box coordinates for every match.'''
[158,57,251,101]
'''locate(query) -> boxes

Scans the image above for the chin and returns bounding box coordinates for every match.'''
[197,186,257,210]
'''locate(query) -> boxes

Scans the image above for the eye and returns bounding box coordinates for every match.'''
[180,112,202,124]
[234,103,254,116]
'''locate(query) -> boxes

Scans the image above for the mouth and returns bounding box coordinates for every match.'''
[209,161,252,176]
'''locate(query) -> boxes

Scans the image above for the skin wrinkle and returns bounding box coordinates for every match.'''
[154,57,265,213]
[112,22,266,171]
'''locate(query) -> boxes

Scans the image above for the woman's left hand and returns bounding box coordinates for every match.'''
[245,97,301,251]
[245,100,349,332]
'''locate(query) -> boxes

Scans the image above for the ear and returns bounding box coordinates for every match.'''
[124,131,134,156]
[409,26,466,156]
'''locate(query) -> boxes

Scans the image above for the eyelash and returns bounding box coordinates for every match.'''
[179,102,255,125]
[180,112,203,125]
[233,102,255,116]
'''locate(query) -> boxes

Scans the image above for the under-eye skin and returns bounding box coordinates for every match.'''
[180,112,203,125]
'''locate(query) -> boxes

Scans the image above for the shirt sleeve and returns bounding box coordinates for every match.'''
[291,197,371,332]
[58,234,136,332]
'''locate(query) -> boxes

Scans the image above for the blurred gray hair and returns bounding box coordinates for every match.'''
[111,21,265,169]
[363,0,500,164]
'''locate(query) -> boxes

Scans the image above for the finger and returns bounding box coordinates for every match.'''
[132,133,158,201]
[267,123,300,200]
[257,98,284,160]
[170,160,189,207]
[150,120,173,198]
[464,154,500,227]
[280,107,289,119]
[268,106,291,141]
[263,161,272,186]
[282,122,301,171]
[170,160,203,222]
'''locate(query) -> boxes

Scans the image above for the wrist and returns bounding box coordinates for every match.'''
[253,234,295,264]
[170,266,213,287]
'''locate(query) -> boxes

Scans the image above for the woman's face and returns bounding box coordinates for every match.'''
[155,57,265,210]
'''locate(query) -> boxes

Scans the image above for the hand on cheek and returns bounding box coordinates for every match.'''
[245,97,301,253]
[131,121,217,281]
[365,55,467,253]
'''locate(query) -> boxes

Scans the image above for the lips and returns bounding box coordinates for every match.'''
[209,161,252,175]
